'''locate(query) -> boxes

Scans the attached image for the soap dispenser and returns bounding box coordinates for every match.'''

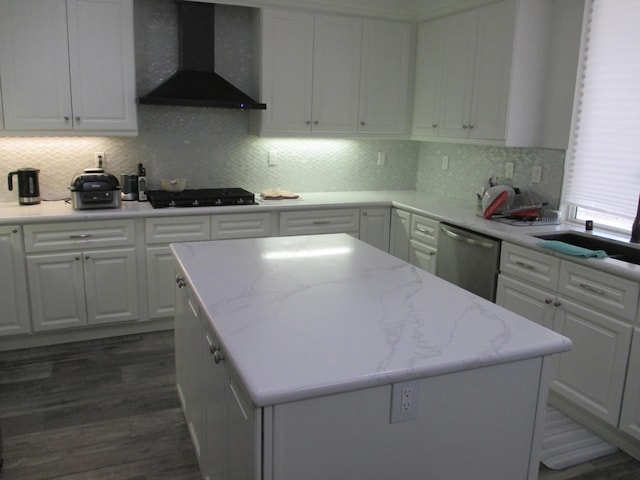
[137,163,148,202]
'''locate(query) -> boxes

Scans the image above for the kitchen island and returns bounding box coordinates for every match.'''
[171,233,571,480]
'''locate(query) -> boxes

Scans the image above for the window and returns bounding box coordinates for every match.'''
[562,0,640,233]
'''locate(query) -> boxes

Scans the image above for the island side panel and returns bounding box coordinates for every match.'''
[269,357,544,480]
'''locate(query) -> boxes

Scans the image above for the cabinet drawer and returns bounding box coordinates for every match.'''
[24,220,136,253]
[558,261,639,322]
[410,214,439,247]
[145,216,211,244]
[211,212,273,240]
[279,209,360,236]
[500,242,560,290]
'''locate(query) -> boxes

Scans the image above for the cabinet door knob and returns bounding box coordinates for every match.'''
[313,120,319,125]
[64,116,70,122]
[305,120,311,125]
[175,276,186,288]
[84,255,90,260]
[469,124,474,129]
[554,301,562,307]
[75,116,81,123]
[12,228,18,234]
[544,298,553,304]
[360,121,365,126]
[463,125,469,129]
[432,123,438,128]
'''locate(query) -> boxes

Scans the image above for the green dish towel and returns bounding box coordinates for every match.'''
[537,240,608,258]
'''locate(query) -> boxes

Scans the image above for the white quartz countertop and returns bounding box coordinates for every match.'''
[171,234,571,407]
[3,190,640,280]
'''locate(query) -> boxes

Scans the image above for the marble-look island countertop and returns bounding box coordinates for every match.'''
[171,233,571,407]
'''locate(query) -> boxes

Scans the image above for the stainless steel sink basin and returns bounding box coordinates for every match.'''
[534,232,640,265]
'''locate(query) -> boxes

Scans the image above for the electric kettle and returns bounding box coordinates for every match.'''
[8,167,41,205]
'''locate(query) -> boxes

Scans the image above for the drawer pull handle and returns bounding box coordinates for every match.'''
[312,221,331,225]
[69,234,92,239]
[416,227,430,234]
[515,261,535,270]
[579,283,606,295]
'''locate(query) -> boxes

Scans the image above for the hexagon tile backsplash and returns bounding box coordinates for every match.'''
[0,106,564,207]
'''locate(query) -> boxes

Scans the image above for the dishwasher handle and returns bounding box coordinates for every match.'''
[440,225,496,250]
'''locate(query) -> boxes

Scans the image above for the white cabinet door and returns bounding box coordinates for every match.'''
[389,208,410,262]
[438,9,477,139]
[83,247,139,325]
[66,0,137,131]
[412,20,444,137]
[146,246,176,320]
[409,239,437,274]
[358,20,413,134]
[359,208,390,252]
[260,9,314,134]
[0,0,72,130]
[0,226,31,336]
[27,248,138,331]
[27,252,87,331]
[552,297,633,426]
[312,14,362,134]
[496,274,555,330]
[468,0,513,141]
[0,0,136,133]
[620,327,640,440]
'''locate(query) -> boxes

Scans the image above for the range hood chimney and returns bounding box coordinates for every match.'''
[138,2,266,109]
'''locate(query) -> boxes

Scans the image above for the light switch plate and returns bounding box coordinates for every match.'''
[505,162,514,179]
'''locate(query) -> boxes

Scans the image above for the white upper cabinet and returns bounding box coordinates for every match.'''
[358,20,414,134]
[412,0,583,148]
[411,21,444,137]
[311,14,363,134]
[0,0,137,135]
[258,9,413,136]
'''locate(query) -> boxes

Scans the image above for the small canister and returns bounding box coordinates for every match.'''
[120,173,138,201]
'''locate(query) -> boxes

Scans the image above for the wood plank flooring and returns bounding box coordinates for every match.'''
[2,330,640,479]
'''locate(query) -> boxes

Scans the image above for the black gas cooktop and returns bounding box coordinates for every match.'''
[147,188,256,208]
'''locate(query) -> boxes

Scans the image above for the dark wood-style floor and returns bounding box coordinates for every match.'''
[2,331,640,480]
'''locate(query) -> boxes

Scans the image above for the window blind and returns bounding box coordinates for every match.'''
[563,0,640,223]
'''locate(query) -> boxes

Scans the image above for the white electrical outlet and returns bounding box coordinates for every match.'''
[505,162,514,179]
[532,165,542,184]
[95,152,106,168]
[268,150,278,167]
[390,380,420,423]
[377,151,386,166]
[442,155,449,170]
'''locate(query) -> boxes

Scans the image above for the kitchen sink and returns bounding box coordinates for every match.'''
[534,232,640,265]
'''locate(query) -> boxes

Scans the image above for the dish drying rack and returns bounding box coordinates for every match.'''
[493,191,561,226]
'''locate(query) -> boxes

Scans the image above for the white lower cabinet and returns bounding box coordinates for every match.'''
[279,209,360,236]
[389,208,439,273]
[621,327,640,441]
[174,275,259,480]
[497,242,640,430]
[0,226,31,336]
[389,208,410,261]
[408,213,439,274]
[23,220,139,332]
[359,208,390,252]
[27,248,139,330]
[145,216,211,320]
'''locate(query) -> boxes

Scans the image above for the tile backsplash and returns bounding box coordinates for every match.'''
[0,114,564,208]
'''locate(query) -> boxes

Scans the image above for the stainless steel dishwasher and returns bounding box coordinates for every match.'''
[435,223,501,301]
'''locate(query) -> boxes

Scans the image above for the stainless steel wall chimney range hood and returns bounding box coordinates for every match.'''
[138,2,266,109]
